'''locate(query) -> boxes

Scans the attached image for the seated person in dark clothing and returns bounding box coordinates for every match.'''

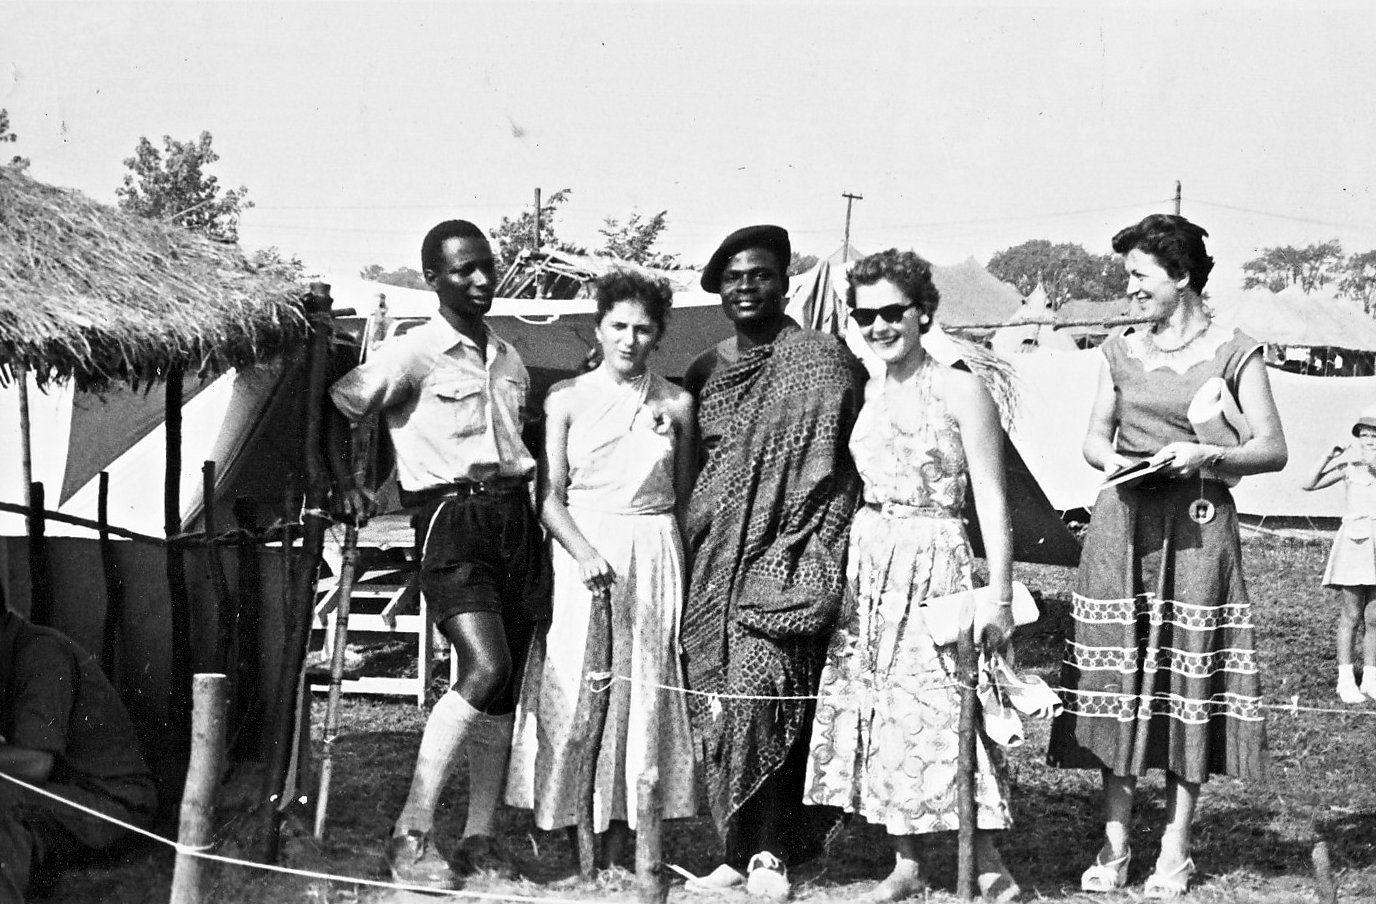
[0,591,157,902]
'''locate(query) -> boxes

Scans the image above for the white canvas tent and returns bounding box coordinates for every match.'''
[990,284,1080,355]
[1004,344,1371,519]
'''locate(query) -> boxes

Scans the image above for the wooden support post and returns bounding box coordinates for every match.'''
[636,641,666,904]
[169,673,228,904]
[574,589,614,878]
[202,461,236,676]
[26,481,53,626]
[231,498,264,761]
[1312,841,1338,904]
[252,284,335,862]
[17,364,32,505]
[166,366,193,738]
[314,523,360,841]
[956,623,978,901]
[98,472,125,676]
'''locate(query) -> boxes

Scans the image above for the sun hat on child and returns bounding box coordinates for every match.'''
[1352,405,1376,436]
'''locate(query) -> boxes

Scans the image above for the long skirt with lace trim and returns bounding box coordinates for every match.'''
[1047,480,1267,783]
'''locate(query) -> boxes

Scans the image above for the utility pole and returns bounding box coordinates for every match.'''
[534,187,543,253]
[841,191,863,262]
[1173,180,1182,215]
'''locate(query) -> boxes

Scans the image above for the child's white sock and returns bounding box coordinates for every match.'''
[1360,666,1376,695]
[395,690,483,835]
[1337,664,1364,703]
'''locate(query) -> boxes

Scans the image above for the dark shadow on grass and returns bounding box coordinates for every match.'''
[1315,812,1376,872]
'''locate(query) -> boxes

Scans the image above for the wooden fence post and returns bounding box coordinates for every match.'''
[956,622,978,901]
[170,673,228,904]
[313,523,360,841]
[574,589,613,878]
[636,641,666,904]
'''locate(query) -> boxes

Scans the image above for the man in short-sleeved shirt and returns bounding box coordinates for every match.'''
[329,219,547,889]
[0,604,157,902]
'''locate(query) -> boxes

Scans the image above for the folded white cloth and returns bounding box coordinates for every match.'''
[925,581,1039,647]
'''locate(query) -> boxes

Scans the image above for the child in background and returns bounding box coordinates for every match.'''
[1300,405,1376,703]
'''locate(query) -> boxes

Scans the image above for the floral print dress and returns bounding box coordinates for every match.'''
[803,354,1011,834]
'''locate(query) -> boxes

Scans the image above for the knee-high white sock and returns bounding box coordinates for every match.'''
[395,690,482,836]
[462,711,514,839]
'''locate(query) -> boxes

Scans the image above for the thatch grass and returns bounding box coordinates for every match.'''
[0,168,307,390]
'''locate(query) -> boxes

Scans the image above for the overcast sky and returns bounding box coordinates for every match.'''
[4,1,1375,289]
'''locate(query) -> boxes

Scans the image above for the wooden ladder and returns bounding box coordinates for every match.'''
[312,554,457,706]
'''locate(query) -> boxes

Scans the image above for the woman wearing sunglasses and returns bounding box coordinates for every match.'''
[804,249,1019,902]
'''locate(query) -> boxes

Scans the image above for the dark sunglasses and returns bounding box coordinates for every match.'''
[849,302,918,327]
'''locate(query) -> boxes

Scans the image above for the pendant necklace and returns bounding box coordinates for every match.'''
[1189,477,1215,525]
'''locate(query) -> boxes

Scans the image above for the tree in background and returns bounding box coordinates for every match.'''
[987,239,1125,307]
[488,187,586,274]
[249,246,305,281]
[1241,241,1346,293]
[788,251,820,276]
[597,210,679,268]
[359,264,428,291]
[116,131,251,242]
[1339,249,1376,315]
[0,108,30,170]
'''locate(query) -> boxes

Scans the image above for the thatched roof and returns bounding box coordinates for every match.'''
[0,168,307,390]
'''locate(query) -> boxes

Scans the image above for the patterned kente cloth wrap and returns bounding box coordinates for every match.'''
[682,324,865,861]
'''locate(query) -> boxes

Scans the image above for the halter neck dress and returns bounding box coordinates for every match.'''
[506,368,698,830]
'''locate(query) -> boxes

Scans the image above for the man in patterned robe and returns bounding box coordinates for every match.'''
[681,225,865,900]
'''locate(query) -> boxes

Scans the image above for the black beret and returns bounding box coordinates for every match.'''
[700,224,791,293]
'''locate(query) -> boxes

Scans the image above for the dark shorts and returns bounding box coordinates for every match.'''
[412,488,552,625]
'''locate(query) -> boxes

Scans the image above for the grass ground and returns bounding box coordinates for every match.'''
[39,531,1376,903]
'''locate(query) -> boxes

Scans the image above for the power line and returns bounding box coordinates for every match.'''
[1187,198,1376,233]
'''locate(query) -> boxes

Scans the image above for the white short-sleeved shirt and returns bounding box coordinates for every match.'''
[329,317,535,492]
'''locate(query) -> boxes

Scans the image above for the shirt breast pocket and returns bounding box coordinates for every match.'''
[430,379,487,438]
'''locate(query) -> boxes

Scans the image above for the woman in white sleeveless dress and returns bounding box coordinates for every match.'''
[506,270,699,867]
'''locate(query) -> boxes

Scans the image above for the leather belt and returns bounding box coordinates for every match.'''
[404,475,531,508]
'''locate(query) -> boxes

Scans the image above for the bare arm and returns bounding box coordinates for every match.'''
[1160,351,1289,477]
[0,743,55,784]
[669,391,699,539]
[945,368,1015,651]
[1082,356,1132,474]
[1300,443,1347,491]
[539,383,615,595]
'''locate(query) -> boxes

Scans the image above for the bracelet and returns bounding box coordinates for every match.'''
[995,600,1013,608]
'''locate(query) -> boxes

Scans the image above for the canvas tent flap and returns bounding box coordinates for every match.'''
[1210,287,1376,351]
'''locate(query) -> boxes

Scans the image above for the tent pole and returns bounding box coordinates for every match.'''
[166,366,193,744]
[98,472,125,676]
[253,283,335,862]
[17,364,31,506]
[26,481,52,626]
